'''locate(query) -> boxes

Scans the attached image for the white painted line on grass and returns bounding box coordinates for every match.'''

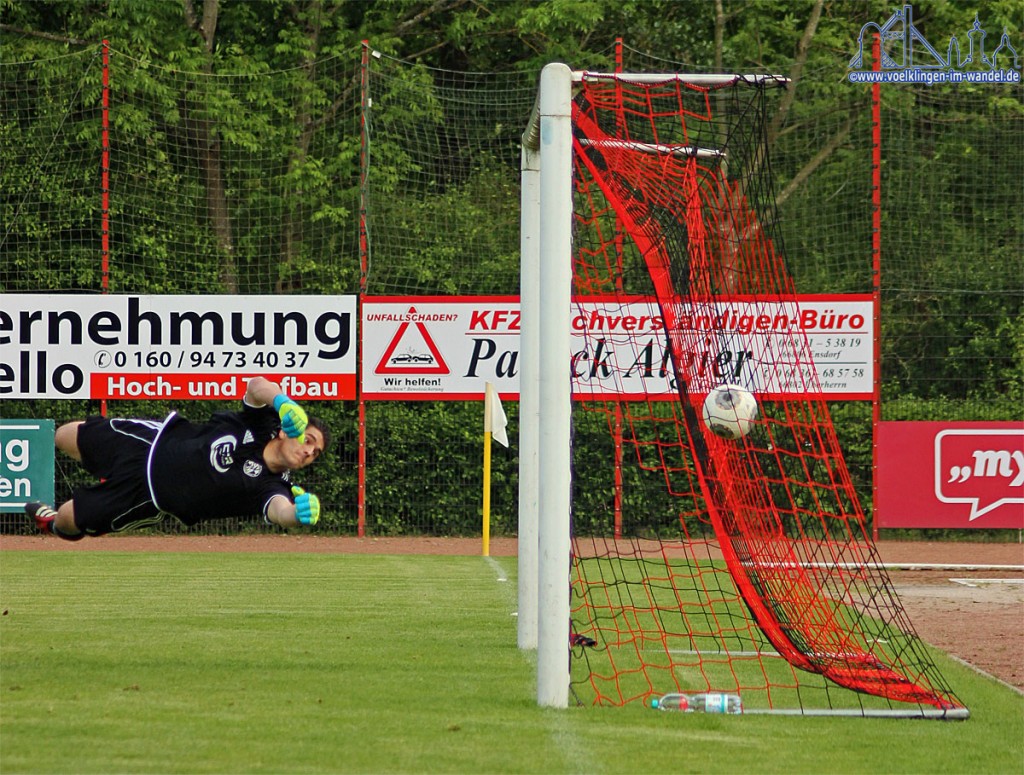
[485,555,508,582]
[949,577,1024,587]
[481,556,595,770]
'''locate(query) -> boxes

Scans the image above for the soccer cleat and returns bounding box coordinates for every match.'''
[25,501,58,534]
[25,502,84,541]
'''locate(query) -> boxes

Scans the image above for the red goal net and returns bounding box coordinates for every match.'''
[566,73,965,716]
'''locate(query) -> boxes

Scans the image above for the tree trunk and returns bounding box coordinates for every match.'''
[183,0,237,292]
[278,0,323,293]
[711,0,828,293]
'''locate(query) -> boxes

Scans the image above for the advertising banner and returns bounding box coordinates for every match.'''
[361,295,873,400]
[877,421,1024,529]
[0,295,357,400]
[0,419,55,513]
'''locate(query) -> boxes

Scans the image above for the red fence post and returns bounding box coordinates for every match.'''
[101,40,111,418]
[357,41,371,537]
[871,33,882,543]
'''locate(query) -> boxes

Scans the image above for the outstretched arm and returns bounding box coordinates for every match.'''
[266,494,299,527]
[266,487,321,528]
[245,377,308,442]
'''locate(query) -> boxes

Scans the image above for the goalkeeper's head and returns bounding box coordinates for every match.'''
[267,416,330,473]
[305,416,331,456]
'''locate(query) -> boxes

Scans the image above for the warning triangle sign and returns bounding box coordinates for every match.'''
[375,307,451,375]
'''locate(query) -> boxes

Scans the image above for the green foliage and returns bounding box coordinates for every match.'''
[1,0,1020,535]
[363,401,517,535]
[372,159,521,294]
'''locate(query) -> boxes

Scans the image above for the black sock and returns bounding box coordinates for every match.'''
[52,524,85,542]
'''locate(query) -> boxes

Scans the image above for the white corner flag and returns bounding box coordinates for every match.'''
[485,382,509,447]
[482,382,509,557]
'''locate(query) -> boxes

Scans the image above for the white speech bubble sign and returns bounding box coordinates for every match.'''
[934,429,1024,521]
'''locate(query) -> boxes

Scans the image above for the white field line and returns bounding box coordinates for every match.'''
[482,556,599,773]
[949,577,1024,587]
[763,562,1024,572]
[485,554,508,583]
[881,563,1024,571]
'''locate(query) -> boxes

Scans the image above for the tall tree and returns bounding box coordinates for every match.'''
[181,0,237,291]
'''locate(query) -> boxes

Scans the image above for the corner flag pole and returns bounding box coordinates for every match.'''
[483,387,493,557]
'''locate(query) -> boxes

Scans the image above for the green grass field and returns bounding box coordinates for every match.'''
[1,551,1022,774]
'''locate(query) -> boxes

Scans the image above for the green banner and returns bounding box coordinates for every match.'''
[0,420,55,513]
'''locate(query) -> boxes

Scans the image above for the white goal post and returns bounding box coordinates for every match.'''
[519,62,574,709]
[519,63,792,709]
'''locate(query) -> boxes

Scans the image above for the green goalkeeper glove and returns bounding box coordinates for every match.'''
[273,394,308,443]
[291,486,320,526]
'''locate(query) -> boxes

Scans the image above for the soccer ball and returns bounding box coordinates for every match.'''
[702,384,759,440]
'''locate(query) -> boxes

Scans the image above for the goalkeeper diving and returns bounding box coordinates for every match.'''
[25,376,329,540]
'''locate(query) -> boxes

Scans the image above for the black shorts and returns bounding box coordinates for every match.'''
[72,416,165,535]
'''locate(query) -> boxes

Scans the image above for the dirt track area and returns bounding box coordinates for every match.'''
[3,535,1022,691]
[880,542,1024,691]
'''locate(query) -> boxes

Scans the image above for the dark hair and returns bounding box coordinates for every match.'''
[307,416,331,456]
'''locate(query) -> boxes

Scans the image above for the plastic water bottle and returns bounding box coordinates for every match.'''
[650,692,743,714]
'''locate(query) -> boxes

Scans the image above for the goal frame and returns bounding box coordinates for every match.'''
[518,63,792,709]
[519,64,968,719]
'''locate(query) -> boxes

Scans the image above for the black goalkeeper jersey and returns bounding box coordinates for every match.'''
[147,403,292,525]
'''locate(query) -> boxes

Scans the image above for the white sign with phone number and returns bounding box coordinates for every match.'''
[0,295,357,400]
[361,295,873,400]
